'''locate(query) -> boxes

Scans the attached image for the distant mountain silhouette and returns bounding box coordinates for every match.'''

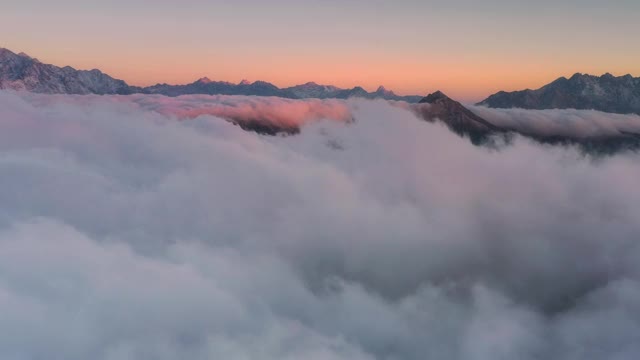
[0,47,422,102]
[284,82,423,102]
[142,77,299,98]
[478,73,640,115]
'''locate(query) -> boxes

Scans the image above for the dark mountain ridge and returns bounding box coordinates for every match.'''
[414,91,503,144]
[416,91,640,154]
[478,73,640,115]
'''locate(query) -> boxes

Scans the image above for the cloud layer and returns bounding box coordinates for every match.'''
[470,105,640,138]
[20,92,353,132]
[1,91,640,359]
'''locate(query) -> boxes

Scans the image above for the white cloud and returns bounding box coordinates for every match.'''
[470,105,640,138]
[20,92,353,132]
[1,91,639,359]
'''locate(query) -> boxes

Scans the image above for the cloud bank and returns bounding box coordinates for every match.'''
[20,92,353,132]
[1,91,640,359]
[470,105,640,138]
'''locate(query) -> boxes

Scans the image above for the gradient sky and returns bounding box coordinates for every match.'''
[2,0,639,101]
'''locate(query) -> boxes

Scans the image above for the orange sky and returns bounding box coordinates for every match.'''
[2,0,639,102]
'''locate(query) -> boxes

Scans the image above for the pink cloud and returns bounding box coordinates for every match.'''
[19,93,354,132]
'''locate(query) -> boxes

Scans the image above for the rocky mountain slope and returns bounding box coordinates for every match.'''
[478,73,640,115]
[0,48,132,95]
[415,91,640,153]
[413,91,502,143]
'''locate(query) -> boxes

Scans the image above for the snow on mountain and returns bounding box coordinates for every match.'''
[0,48,132,95]
[0,47,424,102]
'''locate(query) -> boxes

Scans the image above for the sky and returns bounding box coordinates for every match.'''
[1,0,639,101]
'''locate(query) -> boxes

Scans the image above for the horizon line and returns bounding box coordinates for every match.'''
[2,46,639,102]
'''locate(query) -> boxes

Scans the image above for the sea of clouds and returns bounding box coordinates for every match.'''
[1,91,640,360]
[469,105,640,138]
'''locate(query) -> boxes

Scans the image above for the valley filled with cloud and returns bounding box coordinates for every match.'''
[1,91,640,359]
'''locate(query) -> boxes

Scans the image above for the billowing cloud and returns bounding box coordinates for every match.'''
[1,90,640,359]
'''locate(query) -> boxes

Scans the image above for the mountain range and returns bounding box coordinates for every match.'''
[0,47,421,102]
[5,47,638,116]
[3,47,640,153]
[478,73,640,115]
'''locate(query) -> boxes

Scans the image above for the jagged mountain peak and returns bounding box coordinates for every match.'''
[420,90,451,104]
[0,47,15,57]
[375,85,396,96]
[479,72,640,115]
[17,52,38,62]
[0,48,40,63]
[197,77,213,84]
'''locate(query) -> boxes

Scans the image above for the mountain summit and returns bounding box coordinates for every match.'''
[416,90,500,142]
[478,73,640,115]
